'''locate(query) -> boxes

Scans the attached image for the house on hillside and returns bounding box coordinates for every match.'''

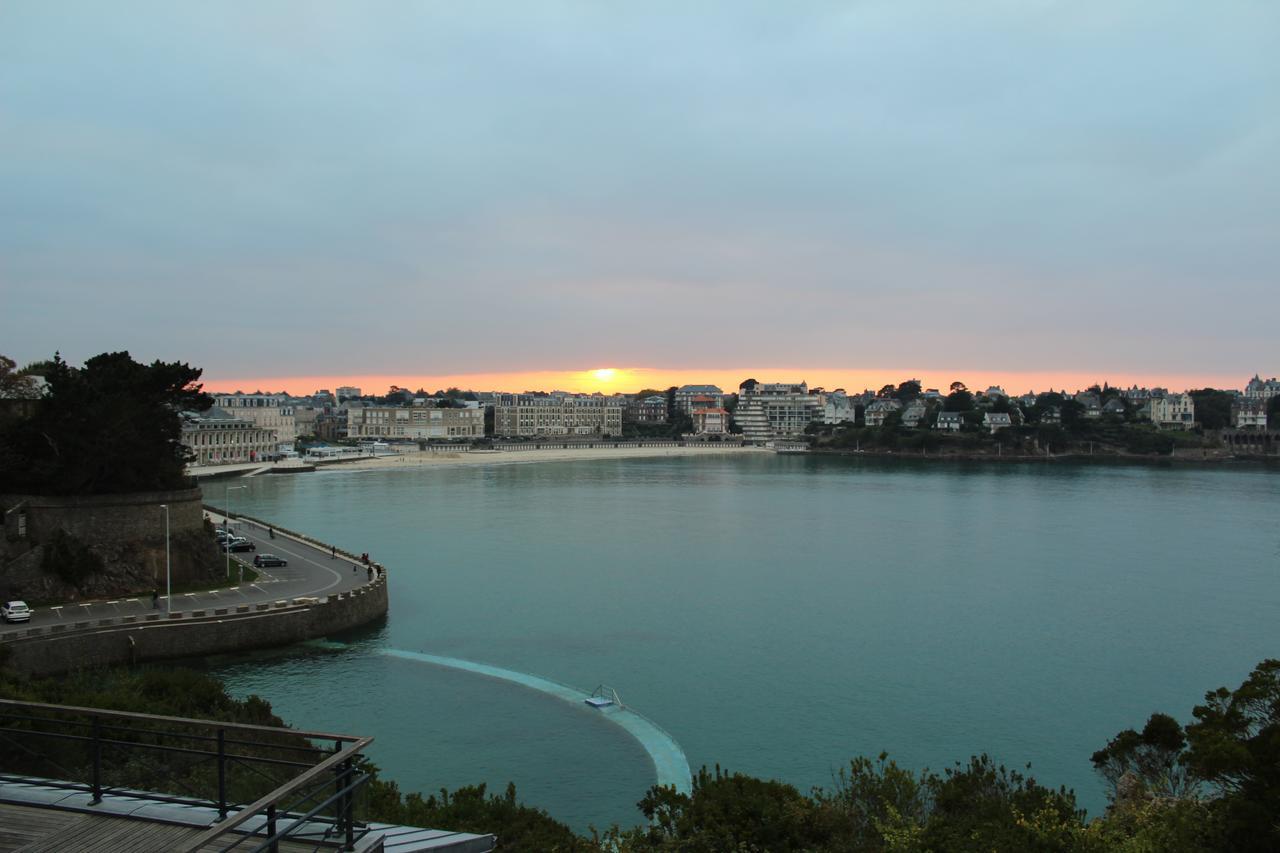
[983,412,1013,433]
[935,411,964,431]
[864,399,903,427]
[901,399,928,428]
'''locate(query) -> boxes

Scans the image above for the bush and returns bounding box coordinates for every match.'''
[40,529,104,586]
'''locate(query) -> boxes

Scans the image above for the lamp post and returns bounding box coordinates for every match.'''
[159,504,171,615]
[226,484,246,584]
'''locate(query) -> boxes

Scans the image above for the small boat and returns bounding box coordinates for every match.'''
[586,684,623,709]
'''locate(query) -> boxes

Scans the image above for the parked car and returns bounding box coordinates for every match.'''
[223,537,256,553]
[253,554,287,568]
[2,601,31,623]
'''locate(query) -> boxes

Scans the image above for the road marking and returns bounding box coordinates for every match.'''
[125,598,138,603]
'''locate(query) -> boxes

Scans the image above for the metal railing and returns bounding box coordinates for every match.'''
[0,698,374,851]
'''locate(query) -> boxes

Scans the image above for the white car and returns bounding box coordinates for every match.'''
[2,601,31,623]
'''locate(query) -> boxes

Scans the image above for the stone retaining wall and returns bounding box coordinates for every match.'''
[3,487,206,545]
[0,576,388,677]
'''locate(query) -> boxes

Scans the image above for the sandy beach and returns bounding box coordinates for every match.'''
[315,444,765,472]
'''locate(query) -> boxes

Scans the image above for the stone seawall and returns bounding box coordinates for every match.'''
[0,576,388,677]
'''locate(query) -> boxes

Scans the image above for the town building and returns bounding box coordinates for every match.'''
[182,408,278,465]
[691,407,730,435]
[335,386,363,401]
[935,412,964,431]
[493,394,624,437]
[673,385,725,414]
[983,412,1013,433]
[1244,375,1280,400]
[212,393,296,452]
[733,381,822,443]
[901,399,929,428]
[624,395,668,424]
[822,390,856,424]
[864,399,903,428]
[1233,399,1268,429]
[347,404,485,440]
[1145,393,1195,429]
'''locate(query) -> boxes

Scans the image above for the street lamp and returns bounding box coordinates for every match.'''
[226,484,246,584]
[159,504,171,615]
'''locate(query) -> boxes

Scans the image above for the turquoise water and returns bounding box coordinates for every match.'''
[210,455,1280,831]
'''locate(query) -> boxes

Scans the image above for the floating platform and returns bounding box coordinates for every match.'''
[585,696,614,708]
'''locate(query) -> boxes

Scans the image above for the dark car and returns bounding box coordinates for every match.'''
[253,554,287,568]
[223,537,256,553]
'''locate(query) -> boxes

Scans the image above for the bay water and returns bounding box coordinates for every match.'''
[209,454,1279,831]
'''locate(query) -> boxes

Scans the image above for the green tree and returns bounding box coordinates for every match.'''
[0,354,38,399]
[1267,395,1280,421]
[1188,389,1234,431]
[0,351,211,495]
[1182,659,1280,851]
[1091,713,1193,799]
[943,389,974,412]
[894,380,922,402]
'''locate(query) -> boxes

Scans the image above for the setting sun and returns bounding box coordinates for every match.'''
[593,368,617,382]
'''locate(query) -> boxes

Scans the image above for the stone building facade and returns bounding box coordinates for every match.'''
[493,395,624,437]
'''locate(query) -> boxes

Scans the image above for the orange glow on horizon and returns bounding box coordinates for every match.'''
[201,366,1246,397]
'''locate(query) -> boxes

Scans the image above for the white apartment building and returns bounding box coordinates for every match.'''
[493,395,624,437]
[213,393,295,451]
[734,381,822,444]
[1147,393,1195,429]
[347,404,485,440]
[335,386,363,400]
[182,408,277,465]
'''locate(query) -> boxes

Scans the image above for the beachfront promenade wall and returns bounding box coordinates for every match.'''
[0,575,388,677]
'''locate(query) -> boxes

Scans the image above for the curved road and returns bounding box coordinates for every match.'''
[15,519,377,630]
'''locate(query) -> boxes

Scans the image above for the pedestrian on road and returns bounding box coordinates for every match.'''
[269,527,275,539]
[352,564,358,574]
[151,589,159,609]
[331,545,336,559]
[367,566,373,582]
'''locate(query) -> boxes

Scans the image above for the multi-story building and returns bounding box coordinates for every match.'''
[864,399,903,427]
[624,395,668,424]
[901,399,929,428]
[822,390,856,424]
[1244,375,1280,400]
[347,404,485,440]
[182,408,278,465]
[673,385,725,414]
[212,393,295,451]
[1146,393,1195,429]
[493,395,624,437]
[1234,399,1268,429]
[335,386,363,401]
[733,381,822,444]
[691,408,730,435]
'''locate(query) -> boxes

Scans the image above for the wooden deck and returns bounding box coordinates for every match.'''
[0,802,348,852]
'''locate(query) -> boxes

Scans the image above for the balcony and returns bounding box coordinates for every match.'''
[0,699,494,852]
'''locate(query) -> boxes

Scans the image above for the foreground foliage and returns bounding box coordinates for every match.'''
[2,661,1276,851]
[0,351,210,495]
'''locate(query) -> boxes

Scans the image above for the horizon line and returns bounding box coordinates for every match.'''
[200,365,1259,397]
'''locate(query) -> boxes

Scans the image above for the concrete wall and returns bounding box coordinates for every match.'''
[0,576,388,677]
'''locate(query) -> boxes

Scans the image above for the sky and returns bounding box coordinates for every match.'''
[1,1,1277,395]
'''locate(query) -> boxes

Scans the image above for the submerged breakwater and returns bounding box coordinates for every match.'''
[310,640,692,794]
